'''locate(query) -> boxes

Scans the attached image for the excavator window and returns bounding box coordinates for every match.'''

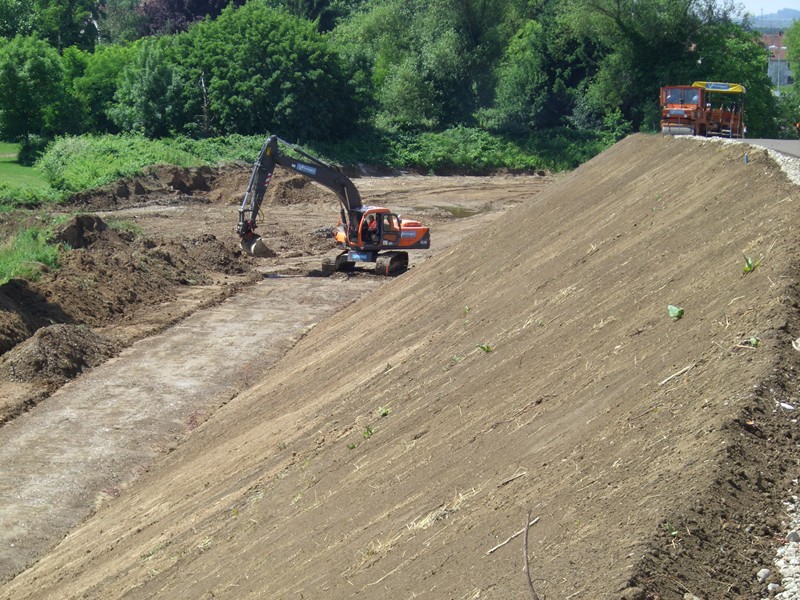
[383,214,400,231]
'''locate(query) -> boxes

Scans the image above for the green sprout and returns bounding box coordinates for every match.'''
[743,255,762,274]
[362,425,374,439]
[378,406,391,417]
[667,305,684,321]
[665,522,678,538]
[476,343,493,353]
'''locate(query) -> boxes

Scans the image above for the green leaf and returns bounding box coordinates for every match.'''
[667,305,684,321]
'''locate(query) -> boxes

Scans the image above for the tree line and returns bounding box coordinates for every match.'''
[0,0,796,164]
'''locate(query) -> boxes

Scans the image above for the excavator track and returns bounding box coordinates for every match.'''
[321,251,355,275]
[375,251,408,276]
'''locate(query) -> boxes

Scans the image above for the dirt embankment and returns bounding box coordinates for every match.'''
[2,135,800,600]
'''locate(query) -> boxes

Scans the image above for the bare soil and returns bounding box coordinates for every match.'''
[1,134,799,599]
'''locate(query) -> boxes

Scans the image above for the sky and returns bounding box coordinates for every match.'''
[738,0,797,17]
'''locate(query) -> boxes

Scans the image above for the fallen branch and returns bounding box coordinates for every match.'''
[498,469,528,487]
[485,516,540,555]
[658,364,695,386]
[523,509,541,600]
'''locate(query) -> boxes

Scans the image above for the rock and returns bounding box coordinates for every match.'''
[620,587,645,600]
[768,582,782,593]
[757,568,771,583]
[788,531,800,542]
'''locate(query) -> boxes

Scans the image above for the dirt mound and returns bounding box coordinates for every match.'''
[1,324,119,386]
[2,136,799,600]
[64,163,331,212]
[0,211,254,422]
[267,174,333,205]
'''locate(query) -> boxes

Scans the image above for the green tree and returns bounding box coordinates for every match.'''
[98,0,146,43]
[0,35,64,143]
[333,0,504,129]
[32,0,99,50]
[787,19,800,66]
[109,37,179,137]
[173,1,360,139]
[69,44,133,132]
[0,0,33,38]
[482,20,549,132]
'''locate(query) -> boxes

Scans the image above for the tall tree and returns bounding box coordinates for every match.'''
[0,35,63,142]
[172,2,360,139]
[331,0,510,131]
[109,37,179,137]
[32,0,99,50]
[0,0,33,38]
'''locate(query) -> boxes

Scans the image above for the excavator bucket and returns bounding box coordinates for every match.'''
[240,234,274,258]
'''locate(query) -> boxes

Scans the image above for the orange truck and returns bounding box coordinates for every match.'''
[660,81,746,138]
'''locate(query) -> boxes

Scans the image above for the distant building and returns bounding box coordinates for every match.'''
[762,33,793,92]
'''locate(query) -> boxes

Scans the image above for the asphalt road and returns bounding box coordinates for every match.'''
[745,138,800,159]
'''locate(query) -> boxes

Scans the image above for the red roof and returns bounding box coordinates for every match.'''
[762,33,787,60]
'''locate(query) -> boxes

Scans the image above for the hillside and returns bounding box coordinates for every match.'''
[2,134,800,599]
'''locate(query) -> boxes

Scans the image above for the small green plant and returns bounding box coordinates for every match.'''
[378,406,391,417]
[664,521,678,538]
[743,255,762,274]
[451,354,464,364]
[464,306,471,315]
[476,343,493,353]
[743,336,761,347]
[667,305,684,321]
[362,425,374,439]
[347,442,358,450]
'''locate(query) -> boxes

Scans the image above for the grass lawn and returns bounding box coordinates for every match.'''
[0,142,50,190]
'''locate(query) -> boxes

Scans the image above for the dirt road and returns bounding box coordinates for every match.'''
[0,170,551,582]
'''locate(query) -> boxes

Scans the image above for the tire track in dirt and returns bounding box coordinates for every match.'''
[0,275,379,580]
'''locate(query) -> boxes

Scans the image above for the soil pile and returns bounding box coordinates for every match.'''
[1,324,118,386]
[0,208,253,421]
[2,135,799,600]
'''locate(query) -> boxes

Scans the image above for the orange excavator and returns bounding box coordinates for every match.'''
[237,135,430,275]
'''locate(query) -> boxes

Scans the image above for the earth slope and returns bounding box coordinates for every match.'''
[3,134,800,599]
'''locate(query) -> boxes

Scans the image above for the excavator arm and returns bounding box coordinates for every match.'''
[237,135,362,255]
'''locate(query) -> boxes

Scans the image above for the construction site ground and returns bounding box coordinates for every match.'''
[1,134,799,599]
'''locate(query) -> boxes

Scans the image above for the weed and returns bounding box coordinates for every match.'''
[362,425,374,439]
[667,305,684,321]
[664,521,678,538]
[743,255,762,274]
[0,226,62,284]
[476,343,493,353]
[106,218,143,237]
